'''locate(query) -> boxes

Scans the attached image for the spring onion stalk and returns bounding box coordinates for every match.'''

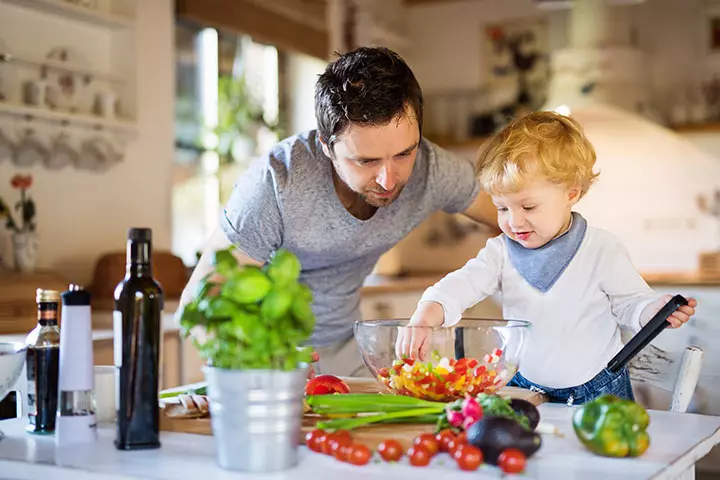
[316,406,446,431]
[305,394,447,415]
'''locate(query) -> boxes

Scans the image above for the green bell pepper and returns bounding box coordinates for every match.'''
[572,394,651,458]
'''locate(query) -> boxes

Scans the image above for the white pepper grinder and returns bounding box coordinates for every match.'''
[55,285,97,446]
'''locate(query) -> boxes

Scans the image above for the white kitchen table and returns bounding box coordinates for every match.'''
[0,404,718,480]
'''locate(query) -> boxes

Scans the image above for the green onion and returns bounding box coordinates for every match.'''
[306,394,445,414]
[316,406,445,431]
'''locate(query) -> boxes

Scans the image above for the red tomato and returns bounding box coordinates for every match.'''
[408,445,432,467]
[329,435,352,461]
[377,439,403,462]
[321,433,340,455]
[305,375,351,395]
[413,433,439,456]
[305,429,325,453]
[435,429,456,453]
[347,444,372,466]
[455,445,483,471]
[448,432,468,456]
[498,449,526,474]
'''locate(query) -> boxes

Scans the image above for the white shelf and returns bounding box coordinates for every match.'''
[0,0,135,30]
[0,101,137,134]
[0,50,130,84]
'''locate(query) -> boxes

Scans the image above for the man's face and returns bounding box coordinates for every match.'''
[323,114,420,208]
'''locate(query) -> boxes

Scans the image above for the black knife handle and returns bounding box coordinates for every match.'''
[607,294,689,373]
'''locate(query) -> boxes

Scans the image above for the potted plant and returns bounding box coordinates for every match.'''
[178,246,315,473]
[0,174,38,272]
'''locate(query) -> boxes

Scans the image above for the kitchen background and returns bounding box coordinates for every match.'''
[1,0,720,474]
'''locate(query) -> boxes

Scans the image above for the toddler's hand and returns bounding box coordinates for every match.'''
[395,302,445,361]
[641,294,698,329]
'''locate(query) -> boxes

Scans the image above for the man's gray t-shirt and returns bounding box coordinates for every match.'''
[221,130,480,347]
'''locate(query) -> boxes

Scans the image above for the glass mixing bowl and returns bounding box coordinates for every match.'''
[354,318,531,401]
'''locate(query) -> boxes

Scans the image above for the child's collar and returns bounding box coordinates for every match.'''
[504,212,588,293]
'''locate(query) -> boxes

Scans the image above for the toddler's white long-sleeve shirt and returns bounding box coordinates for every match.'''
[419,227,659,388]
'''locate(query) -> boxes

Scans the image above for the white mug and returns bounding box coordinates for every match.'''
[93,365,116,424]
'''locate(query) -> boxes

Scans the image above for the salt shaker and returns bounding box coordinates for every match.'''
[55,285,97,446]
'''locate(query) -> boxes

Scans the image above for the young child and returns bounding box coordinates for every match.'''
[396,111,697,404]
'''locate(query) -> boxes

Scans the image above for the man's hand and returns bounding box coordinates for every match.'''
[640,294,698,329]
[395,301,445,361]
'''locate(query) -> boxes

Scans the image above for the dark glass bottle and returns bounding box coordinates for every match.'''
[113,227,163,450]
[25,289,61,434]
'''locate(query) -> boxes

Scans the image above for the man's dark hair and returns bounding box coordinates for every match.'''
[314,46,423,149]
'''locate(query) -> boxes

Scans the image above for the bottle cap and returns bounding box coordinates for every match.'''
[36,289,60,303]
[128,228,152,242]
[61,285,91,307]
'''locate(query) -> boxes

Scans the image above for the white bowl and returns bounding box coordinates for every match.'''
[0,342,27,402]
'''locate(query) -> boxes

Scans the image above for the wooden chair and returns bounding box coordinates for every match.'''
[89,250,189,310]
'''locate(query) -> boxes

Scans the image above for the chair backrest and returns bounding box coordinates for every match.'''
[89,251,189,307]
[670,346,704,413]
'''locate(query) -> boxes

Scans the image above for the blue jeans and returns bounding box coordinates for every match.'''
[508,366,634,405]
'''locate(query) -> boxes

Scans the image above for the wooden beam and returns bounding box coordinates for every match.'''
[403,0,480,5]
[176,0,329,60]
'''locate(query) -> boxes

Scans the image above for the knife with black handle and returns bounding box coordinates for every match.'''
[607,294,689,373]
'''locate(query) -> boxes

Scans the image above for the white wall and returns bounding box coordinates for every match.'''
[405,0,711,116]
[286,52,327,134]
[0,0,175,285]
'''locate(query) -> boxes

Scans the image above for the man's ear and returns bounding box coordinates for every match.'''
[319,137,333,158]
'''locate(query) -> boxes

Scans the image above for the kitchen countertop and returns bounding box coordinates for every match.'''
[0,404,718,479]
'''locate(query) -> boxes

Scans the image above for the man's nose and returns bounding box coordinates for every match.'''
[376,162,396,191]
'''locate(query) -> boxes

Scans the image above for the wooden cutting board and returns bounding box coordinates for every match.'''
[159,377,547,450]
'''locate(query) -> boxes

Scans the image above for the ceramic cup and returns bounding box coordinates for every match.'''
[46,130,78,170]
[93,365,116,424]
[13,128,49,167]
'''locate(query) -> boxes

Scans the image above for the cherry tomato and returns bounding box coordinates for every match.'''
[305,429,325,453]
[377,439,403,462]
[321,433,340,455]
[408,445,432,467]
[455,445,483,471]
[333,430,352,442]
[498,449,526,474]
[413,433,439,456]
[448,431,468,456]
[347,444,372,466]
[435,429,456,453]
[329,435,352,462]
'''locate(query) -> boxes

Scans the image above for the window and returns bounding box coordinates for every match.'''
[172,22,327,266]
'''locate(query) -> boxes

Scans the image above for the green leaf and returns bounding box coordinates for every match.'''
[221,267,272,304]
[212,248,238,277]
[265,248,301,285]
[205,297,237,320]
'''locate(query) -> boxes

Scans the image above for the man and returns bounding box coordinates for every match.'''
[178,46,498,377]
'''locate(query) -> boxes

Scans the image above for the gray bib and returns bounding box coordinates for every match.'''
[504,212,587,293]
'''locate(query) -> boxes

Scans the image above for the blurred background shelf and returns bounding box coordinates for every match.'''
[0,0,135,30]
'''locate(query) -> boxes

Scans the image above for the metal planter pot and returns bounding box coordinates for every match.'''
[204,365,307,472]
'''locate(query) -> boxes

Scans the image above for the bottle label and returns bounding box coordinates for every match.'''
[113,310,122,413]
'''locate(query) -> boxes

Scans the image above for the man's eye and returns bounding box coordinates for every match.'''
[359,159,379,166]
[497,207,508,212]
[523,206,536,211]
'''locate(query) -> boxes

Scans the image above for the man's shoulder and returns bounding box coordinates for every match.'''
[248,130,325,189]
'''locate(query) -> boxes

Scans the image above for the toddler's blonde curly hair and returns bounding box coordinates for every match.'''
[477,111,599,198]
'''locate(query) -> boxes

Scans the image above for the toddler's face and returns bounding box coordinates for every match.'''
[492,179,580,249]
